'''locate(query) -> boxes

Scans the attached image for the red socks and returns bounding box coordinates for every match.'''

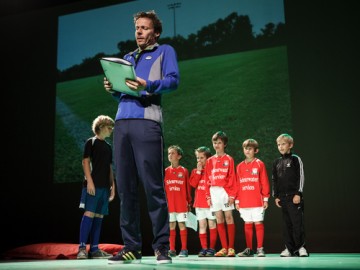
[180,229,188,250]
[245,223,253,249]
[217,223,228,249]
[209,228,218,249]
[227,223,235,249]
[199,233,207,249]
[255,223,264,248]
[169,229,176,250]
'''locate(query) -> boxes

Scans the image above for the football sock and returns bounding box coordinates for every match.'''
[90,216,103,253]
[199,232,208,249]
[209,228,218,249]
[79,215,93,249]
[180,228,188,250]
[245,223,254,249]
[169,229,176,251]
[217,222,228,249]
[227,223,235,249]
[255,223,264,248]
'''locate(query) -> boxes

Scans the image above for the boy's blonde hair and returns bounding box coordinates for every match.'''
[276,133,294,144]
[242,138,259,150]
[92,115,115,135]
[168,145,184,156]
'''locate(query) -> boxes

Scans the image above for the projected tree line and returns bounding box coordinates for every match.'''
[57,12,285,82]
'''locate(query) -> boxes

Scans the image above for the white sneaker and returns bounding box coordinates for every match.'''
[280,248,292,257]
[256,247,265,257]
[298,247,308,257]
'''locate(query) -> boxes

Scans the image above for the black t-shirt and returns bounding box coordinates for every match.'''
[83,137,112,188]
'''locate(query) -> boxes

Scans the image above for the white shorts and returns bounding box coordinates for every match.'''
[238,207,265,222]
[195,208,216,220]
[169,212,188,222]
[209,186,235,212]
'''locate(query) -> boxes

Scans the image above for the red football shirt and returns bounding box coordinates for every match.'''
[235,158,270,208]
[204,154,237,199]
[189,168,209,208]
[164,165,191,213]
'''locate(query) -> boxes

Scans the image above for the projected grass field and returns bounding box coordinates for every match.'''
[55,45,291,183]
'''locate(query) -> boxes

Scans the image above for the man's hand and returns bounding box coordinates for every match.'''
[125,77,146,91]
[104,77,114,93]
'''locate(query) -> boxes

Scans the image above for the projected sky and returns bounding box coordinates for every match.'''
[57,0,284,71]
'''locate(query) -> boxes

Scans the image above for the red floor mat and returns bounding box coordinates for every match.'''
[2,243,123,260]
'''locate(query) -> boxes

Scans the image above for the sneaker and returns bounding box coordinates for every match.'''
[215,248,227,257]
[168,250,177,257]
[227,248,235,257]
[298,247,308,257]
[280,248,292,257]
[205,248,216,257]
[198,248,207,257]
[256,247,265,257]
[89,249,112,259]
[77,247,88,259]
[178,249,188,257]
[108,247,142,264]
[155,246,172,264]
[237,247,254,257]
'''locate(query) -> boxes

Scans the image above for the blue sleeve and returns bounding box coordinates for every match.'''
[146,45,180,94]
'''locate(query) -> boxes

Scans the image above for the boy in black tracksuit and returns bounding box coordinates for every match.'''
[272,133,308,257]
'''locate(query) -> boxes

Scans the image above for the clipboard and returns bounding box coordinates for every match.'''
[100,57,140,97]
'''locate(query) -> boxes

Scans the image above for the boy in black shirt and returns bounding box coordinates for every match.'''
[77,115,115,259]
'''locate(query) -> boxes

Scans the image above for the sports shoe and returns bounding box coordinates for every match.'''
[178,249,188,257]
[168,250,177,257]
[215,248,227,257]
[205,248,216,257]
[108,247,142,264]
[280,248,292,257]
[155,246,172,264]
[298,247,308,257]
[237,247,254,257]
[77,247,88,259]
[256,247,265,257]
[227,248,236,257]
[89,249,112,259]
[198,248,207,257]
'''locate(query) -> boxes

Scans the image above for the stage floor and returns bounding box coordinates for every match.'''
[1,254,359,270]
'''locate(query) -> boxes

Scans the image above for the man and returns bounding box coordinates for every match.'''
[104,10,179,265]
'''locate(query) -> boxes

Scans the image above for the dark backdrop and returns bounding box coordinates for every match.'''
[1,0,359,256]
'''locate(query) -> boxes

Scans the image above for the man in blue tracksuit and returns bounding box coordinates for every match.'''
[104,10,179,265]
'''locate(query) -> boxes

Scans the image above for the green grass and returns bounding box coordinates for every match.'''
[54,114,84,183]
[54,46,292,183]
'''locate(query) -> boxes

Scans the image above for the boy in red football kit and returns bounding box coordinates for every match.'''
[235,139,270,257]
[189,146,218,257]
[204,131,237,257]
[164,145,192,257]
